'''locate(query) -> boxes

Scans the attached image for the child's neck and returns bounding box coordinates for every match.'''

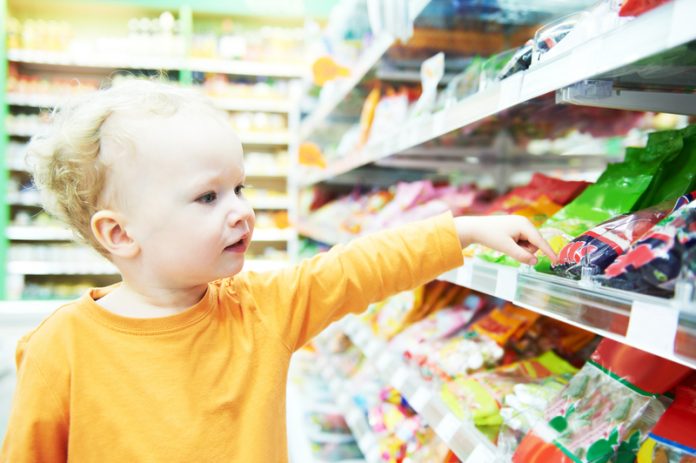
[95,281,208,319]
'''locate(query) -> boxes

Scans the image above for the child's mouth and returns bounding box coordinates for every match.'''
[224,238,248,253]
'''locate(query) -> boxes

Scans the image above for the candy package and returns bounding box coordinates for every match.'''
[633,125,696,211]
[441,351,578,428]
[619,0,670,16]
[535,129,683,273]
[471,304,540,347]
[637,385,696,463]
[602,194,696,296]
[552,202,671,279]
[513,339,693,463]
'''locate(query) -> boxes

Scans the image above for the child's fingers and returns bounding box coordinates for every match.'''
[500,238,538,265]
[520,224,556,263]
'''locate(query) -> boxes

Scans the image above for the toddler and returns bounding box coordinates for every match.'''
[1,80,555,462]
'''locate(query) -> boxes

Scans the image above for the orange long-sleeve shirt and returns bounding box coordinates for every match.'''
[1,212,463,462]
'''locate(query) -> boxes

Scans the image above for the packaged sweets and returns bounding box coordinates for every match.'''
[552,203,671,279]
[602,195,696,296]
[441,351,578,428]
[637,385,696,463]
[619,0,671,17]
[535,129,684,273]
[513,339,693,463]
[633,125,696,211]
[471,304,540,347]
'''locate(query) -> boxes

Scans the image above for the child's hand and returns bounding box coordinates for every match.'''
[454,215,557,266]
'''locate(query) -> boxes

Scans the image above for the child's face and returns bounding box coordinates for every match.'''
[112,108,255,287]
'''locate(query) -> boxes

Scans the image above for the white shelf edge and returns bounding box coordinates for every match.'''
[249,198,290,210]
[6,226,75,241]
[438,259,696,370]
[342,316,497,461]
[7,261,118,275]
[6,93,294,113]
[298,0,696,186]
[244,259,289,273]
[252,228,294,242]
[7,49,305,77]
[299,0,431,140]
[239,132,291,145]
[212,97,293,113]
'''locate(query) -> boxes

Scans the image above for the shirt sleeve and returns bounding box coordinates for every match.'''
[0,338,68,463]
[233,211,463,352]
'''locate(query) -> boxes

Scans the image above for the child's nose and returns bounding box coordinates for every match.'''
[226,197,254,227]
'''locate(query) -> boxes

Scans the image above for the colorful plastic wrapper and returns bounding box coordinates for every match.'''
[441,351,577,428]
[633,125,696,211]
[512,339,693,463]
[636,385,696,463]
[552,203,671,279]
[601,195,696,296]
[619,0,670,16]
[535,128,686,273]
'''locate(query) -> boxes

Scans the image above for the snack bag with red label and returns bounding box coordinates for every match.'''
[552,202,672,279]
[602,194,696,296]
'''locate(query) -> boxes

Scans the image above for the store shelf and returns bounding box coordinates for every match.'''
[185,57,305,78]
[341,316,497,462]
[317,356,381,463]
[5,125,45,138]
[438,259,696,369]
[211,98,293,113]
[244,259,289,273]
[6,226,74,241]
[557,88,696,116]
[5,93,71,108]
[5,93,294,114]
[298,0,696,186]
[297,222,343,245]
[238,132,291,145]
[7,261,118,275]
[245,168,288,178]
[249,197,290,210]
[299,0,430,141]
[0,299,69,324]
[7,49,305,78]
[253,228,294,242]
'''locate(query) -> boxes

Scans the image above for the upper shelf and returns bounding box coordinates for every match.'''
[297,223,696,369]
[298,0,431,141]
[298,0,696,187]
[438,259,696,370]
[7,49,306,78]
[5,92,294,114]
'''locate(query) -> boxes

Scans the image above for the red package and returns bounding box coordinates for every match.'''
[592,338,692,394]
[485,173,590,214]
[644,386,696,455]
[619,0,670,17]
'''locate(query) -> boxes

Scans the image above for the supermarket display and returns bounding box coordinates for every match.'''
[513,338,693,463]
[2,0,696,461]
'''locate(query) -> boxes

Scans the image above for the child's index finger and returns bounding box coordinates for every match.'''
[524,228,557,263]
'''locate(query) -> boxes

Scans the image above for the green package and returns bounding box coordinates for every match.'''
[633,124,696,210]
[534,130,681,273]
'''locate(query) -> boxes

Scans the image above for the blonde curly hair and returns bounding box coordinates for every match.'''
[27,79,223,257]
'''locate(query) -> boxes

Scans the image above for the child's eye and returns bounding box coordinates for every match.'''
[235,185,246,196]
[196,192,217,204]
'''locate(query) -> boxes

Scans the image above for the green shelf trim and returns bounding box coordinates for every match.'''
[0,0,9,299]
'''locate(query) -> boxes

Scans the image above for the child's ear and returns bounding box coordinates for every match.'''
[90,210,140,258]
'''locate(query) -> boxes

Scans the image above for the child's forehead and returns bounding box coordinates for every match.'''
[110,108,242,157]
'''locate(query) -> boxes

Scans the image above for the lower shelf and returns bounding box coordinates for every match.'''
[341,316,497,462]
